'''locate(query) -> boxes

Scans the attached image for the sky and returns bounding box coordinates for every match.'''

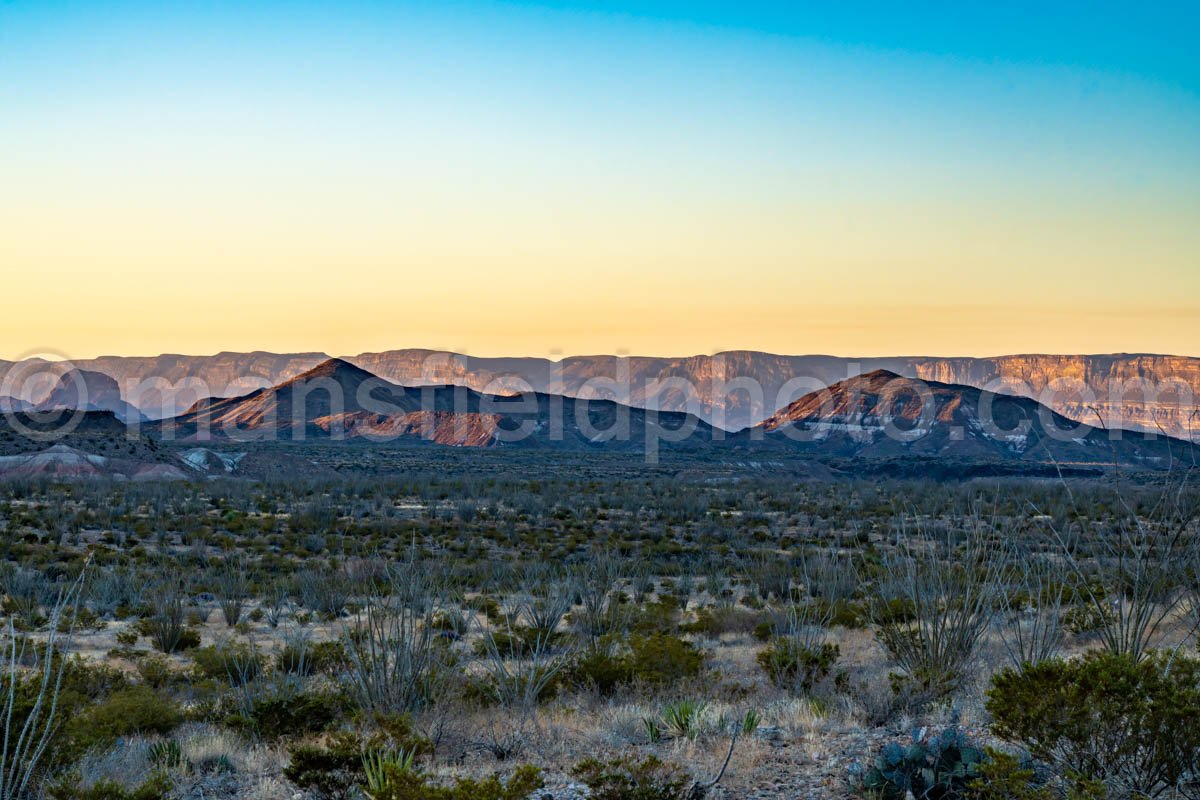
[1,0,1197,360]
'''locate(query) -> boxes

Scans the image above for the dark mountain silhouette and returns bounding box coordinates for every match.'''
[34,368,145,423]
[160,359,717,452]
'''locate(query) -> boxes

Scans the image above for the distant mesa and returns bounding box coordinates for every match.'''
[34,368,146,423]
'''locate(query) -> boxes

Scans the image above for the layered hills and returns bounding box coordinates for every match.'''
[2,350,1195,440]
[0,361,1195,479]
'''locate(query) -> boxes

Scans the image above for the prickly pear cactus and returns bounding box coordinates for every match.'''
[859,727,985,799]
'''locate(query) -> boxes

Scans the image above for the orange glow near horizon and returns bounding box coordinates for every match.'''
[1,3,1197,361]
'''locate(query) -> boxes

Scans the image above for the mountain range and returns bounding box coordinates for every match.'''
[1,350,1197,440]
[2,357,1195,478]
[159,358,716,451]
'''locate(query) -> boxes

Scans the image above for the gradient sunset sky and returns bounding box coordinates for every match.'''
[1,1,1197,360]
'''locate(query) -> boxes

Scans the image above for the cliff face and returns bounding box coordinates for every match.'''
[3,351,1197,440]
[905,355,1200,440]
[353,351,1199,439]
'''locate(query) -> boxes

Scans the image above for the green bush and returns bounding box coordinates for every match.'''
[364,763,543,800]
[757,639,839,694]
[966,749,1054,800]
[286,733,365,800]
[570,633,704,694]
[987,650,1200,798]
[625,633,704,685]
[61,687,182,762]
[190,643,263,684]
[237,691,343,739]
[286,722,433,799]
[1061,604,1115,635]
[278,640,348,674]
[570,647,631,696]
[135,654,174,688]
[679,607,767,637]
[572,755,689,800]
[47,773,172,800]
[628,599,679,634]
[471,626,564,659]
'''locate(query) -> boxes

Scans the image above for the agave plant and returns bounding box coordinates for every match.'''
[148,738,187,771]
[362,747,417,798]
[659,699,708,741]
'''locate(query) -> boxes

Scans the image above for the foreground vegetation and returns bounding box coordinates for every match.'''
[0,457,1197,799]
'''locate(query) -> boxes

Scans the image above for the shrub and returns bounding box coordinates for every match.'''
[46,773,172,800]
[239,690,343,739]
[286,723,433,799]
[278,639,348,675]
[470,626,556,659]
[135,654,173,688]
[570,633,704,695]
[570,647,631,696]
[572,755,689,800]
[363,763,543,800]
[286,733,365,800]
[987,650,1200,798]
[190,642,263,684]
[626,633,704,685]
[966,749,1054,800]
[679,607,767,637]
[62,687,182,761]
[628,598,679,634]
[757,639,839,695]
[1062,604,1115,635]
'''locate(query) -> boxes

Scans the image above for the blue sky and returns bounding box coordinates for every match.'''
[1,1,1197,358]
